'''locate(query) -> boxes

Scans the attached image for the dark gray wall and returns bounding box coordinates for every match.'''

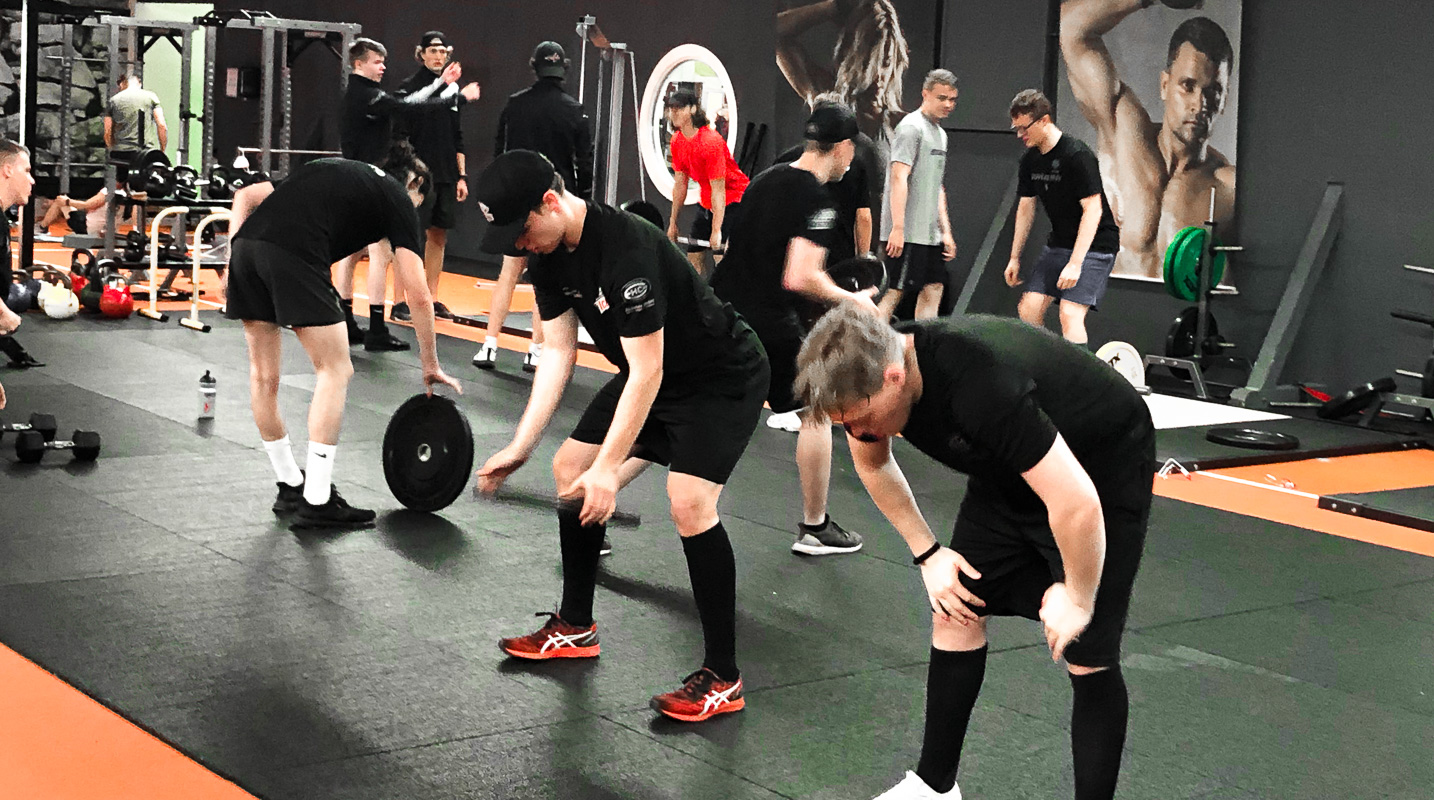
[202,0,1434,395]
[952,0,1434,396]
[211,0,777,266]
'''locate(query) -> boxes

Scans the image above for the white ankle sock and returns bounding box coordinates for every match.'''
[484,336,498,349]
[263,436,303,487]
[528,342,542,356]
[303,442,337,505]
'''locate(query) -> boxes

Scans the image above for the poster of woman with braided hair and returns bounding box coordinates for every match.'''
[777,0,911,147]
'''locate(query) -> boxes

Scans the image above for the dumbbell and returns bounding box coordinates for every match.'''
[15,429,101,463]
[0,413,58,443]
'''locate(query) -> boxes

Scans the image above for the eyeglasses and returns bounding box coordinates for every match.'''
[1011,116,1044,136]
[842,423,881,443]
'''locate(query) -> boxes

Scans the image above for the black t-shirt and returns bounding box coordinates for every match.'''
[776,140,872,264]
[530,202,762,389]
[395,67,464,183]
[896,316,1154,519]
[1,218,11,293]
[1017,134,1120,254]
[711,164,836,321]
[234,158,423,265]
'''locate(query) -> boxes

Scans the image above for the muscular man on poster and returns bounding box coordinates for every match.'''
[1060,0,1235,279]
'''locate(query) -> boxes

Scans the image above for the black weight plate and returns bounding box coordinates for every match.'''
[1317,376,1397,420]
[620,199,664,229]
[827,253,889,295]
[383,394,474,512]
[1165,306,1220,359]
[1205,427,1301,451]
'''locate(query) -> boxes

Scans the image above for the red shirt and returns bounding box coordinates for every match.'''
[670,126,749,209]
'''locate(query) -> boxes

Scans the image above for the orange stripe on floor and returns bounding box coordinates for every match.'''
[0,643,256,800]
[1154,450,1434,557]
[1210,450,1434,496]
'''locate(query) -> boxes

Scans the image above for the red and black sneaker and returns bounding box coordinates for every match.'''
[498,612,600,660]
[650,668,745,722]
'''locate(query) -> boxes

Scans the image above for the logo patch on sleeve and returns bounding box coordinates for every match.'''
[808,208,837,230]
[621,278,650,302]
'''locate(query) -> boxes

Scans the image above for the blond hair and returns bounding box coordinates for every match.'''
[794,301,904,419]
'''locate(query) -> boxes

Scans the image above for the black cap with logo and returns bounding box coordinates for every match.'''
[473,150,558,255]
[804,103,860,144]
[419,31,449,50]
[531,41,567,78]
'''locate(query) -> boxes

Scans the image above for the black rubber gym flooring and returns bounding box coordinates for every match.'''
[3,312,1433,799]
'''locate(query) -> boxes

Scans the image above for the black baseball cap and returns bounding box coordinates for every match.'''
[474,150,558,255]
[664,90,699,109]
[532,41,566,77]
[419,31,448,49]
[804,103,859,144]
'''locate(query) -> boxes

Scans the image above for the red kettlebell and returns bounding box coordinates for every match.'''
[69,273,88,297]
[99,276,134,319]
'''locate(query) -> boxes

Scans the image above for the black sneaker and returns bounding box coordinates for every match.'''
[272,480,305,514]
[6,352,44,369]
[364,331,411,352]
[291,487,376,530]
[791,517,863,555]
[390,302,412,322]
[599,536,613,556]
[347,321,367,345]
[433,301,454,320]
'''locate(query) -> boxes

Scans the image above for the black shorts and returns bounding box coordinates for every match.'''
[951,458,1156,669]
[883,242,946,292]
[418,181,458,231]
[743,312,806,414]
[569,363,770,485]
[224,238,345,328]
[687,202,740,253]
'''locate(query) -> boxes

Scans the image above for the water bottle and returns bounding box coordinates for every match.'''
[198,370,217,419]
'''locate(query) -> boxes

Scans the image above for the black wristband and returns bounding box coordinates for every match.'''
[912,542,941,566]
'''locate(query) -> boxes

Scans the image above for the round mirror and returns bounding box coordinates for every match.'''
[637,44,738,204]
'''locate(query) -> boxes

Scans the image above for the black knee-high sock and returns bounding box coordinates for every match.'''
[557,508,605,628]
[0,335,27,361]
[915,645,987,793]
[369,304,386,334]
[1070,667,1129,800]
[681,522,738,681]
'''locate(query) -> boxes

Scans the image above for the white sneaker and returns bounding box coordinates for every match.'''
[873,771,961,800]
[765,410,802,432]
[472,342,498,370]
[523,344,542,373]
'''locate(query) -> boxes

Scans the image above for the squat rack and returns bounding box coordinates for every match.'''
[194,9,360,182]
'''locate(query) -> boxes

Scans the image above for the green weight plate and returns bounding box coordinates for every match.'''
[1169,226,1228,301]
[1163,225,1199,299]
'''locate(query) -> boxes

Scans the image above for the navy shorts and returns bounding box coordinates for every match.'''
[1025,246,1116,310]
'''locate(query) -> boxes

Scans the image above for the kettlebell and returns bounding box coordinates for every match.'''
[99,276,134,319]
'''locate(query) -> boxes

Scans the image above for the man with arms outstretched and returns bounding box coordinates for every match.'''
[1061,0,1235,278]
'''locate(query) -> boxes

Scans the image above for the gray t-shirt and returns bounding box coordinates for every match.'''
[106,87,161,151]
[880,110,948,245]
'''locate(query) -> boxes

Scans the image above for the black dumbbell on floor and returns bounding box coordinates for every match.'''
[15,430,101,463]
[1,413,58,443]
